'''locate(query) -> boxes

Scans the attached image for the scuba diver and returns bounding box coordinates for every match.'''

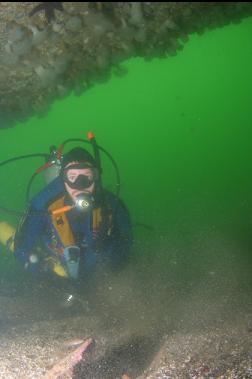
[0,132,133,304]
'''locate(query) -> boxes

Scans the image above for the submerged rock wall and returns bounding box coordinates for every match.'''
[0,2,252,128]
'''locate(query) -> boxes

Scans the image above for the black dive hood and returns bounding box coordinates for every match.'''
[0,132,120,216]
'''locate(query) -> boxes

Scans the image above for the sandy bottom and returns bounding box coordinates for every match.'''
[0,258,251,379]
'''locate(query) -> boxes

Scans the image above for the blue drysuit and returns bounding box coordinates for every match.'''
[14,176,132,281]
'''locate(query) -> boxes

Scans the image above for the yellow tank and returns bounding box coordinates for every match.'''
[0,221,16,252]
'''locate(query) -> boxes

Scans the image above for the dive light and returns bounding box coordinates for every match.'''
[75,195,92,211]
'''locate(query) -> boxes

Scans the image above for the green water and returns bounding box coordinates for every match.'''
[1,17,252,303]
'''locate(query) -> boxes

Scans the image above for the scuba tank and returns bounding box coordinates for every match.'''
[43,146,61,184]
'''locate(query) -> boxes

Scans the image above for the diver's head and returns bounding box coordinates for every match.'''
[62,147,98,202]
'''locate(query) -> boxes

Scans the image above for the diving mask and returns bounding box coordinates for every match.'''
[63,163,97,190]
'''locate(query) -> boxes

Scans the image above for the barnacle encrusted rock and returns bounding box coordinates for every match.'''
[0,2,252,128]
